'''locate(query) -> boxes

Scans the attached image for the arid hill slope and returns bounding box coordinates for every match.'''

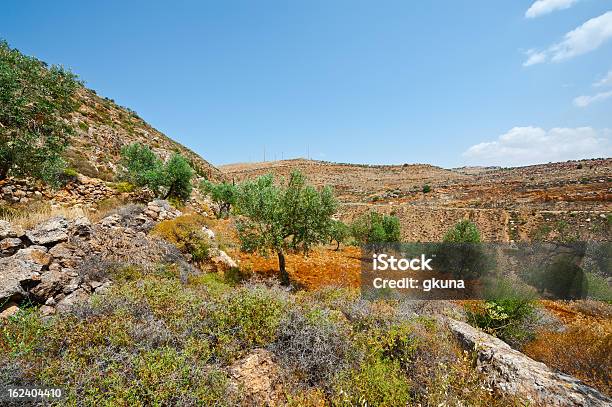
[221,158,612,242]
[64,88,222,181]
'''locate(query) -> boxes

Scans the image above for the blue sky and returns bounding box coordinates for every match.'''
[2,0,611,167]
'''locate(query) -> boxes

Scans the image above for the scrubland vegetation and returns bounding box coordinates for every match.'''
[1,269,524,406]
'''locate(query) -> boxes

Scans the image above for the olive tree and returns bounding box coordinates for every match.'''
[201,180,238,218]
[119,143,193,203]
[234,171,337,285]
[328,220,350,251]
[0,40,81,184]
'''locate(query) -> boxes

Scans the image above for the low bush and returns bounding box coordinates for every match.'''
[271,307,352,387]
[332,357,412,406]
[151,214,211,263]
[466,298,536,347]
[203,286,287,363]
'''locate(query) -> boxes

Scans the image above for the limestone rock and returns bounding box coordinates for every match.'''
[0,257,42,303]
[0,237,23,257]
[26,217,69,245]
[447,319,612,406]
[0,220,24,239]
[29,269,69,300]
[0,302,20,319]
[210,248,238,271]
[56,288,89,312]
[229,349,282,406]
[13,246,52,267]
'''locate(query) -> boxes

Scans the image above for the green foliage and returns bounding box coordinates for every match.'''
[332,358,412,406]
[201,180,237,218]
[443,219,481,243]
[328,220,350,250]
[119,143,194,202]
[350,211,401,245]
[422,184,431,193]
[163,153,193,202]
[151,214,211,263]
[234,171,337,284]
[467,280,536,347]
[119,142,163,188]
[1,305,45,357]
[0,40,81,185]
[204,287,286,362]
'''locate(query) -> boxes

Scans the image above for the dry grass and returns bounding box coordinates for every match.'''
[0,197,133,229]
[523,301,612,395]
[0,202,90,229]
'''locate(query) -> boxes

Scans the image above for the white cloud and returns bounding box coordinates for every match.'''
[593,69,612,87]
[523,11,612,65]
[525,0,579,19]
[523,49,548,66]
[463,126,611,166]
[573,90,612,107]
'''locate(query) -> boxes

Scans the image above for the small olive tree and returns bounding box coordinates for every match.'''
[234,171,337,285]
[119,143,193,203]
[0,40,81,184]
[201,180,238,218]
[328,220,350,251]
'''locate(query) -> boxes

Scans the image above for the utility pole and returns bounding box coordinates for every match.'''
[263,146,266,162]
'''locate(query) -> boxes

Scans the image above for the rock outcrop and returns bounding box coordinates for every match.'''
[0,200,183,317]
[229,349,282,406]
[447,318,612,406]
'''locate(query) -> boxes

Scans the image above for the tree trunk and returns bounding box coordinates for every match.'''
[277,251,289,286]
[0,165,7,180]
[335,241,340,251]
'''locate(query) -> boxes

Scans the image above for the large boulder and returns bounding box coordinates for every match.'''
[0,257,42,303]
[447,319,612,406]
[26,217,69,245]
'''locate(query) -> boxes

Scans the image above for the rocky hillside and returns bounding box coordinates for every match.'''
[222,158,611,242]
[64,87,222,182]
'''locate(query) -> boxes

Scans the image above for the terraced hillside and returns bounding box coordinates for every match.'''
[221,158,611,242]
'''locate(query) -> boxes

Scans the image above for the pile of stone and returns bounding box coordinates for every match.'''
[0,178,49,205]
[0,175,151,210]
[0,200,182,319]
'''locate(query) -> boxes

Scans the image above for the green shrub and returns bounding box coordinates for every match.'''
[111,181,135,193]
[201,180,238,218]
[0,40,81,185]
[422,184,431,193]
[350,211,401,245]
[151,214,211,263]
[328,220,350,250]
[204,287,286,362]
[162,153,193,203]
[467,297,536,347]
[1,306,46,357]
[332,358,411,406]
[119,143,194,203]
[443,219,481,243]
